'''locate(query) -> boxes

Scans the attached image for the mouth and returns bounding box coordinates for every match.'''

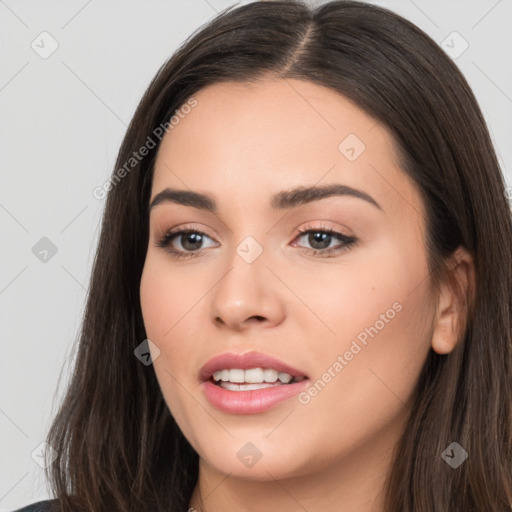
[209,368,307,391]
[199,350,308,393]
[199,352,310,414]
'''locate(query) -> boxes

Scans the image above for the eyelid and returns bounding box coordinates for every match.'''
[291,221,353,240]
[157,222,217,240]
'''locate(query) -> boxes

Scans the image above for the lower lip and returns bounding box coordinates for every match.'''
[202,379,309,414]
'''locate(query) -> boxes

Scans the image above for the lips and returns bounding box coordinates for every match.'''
[199,351,308,383]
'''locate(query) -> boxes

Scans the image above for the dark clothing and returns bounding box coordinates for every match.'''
[12,499,60,512]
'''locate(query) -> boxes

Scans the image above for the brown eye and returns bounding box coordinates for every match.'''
[156,228,218,259]
[292,227,357,257]
[177,232,205,251]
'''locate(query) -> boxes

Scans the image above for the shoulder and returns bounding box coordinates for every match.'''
[12,499,60,512]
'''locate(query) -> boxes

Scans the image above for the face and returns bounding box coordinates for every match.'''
[139,78,437,482]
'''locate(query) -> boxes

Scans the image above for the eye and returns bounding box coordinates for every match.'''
[291,223,357,257]
[155,223,357,260]
[155,225,218,259]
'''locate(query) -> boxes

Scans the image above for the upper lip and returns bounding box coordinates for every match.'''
[199,351,308,382]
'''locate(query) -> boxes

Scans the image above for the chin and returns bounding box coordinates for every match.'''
[195,436,314,481]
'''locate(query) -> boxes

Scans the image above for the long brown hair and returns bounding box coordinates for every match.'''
[45,1,512,510]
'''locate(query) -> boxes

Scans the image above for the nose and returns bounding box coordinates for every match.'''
[209,244,286,331]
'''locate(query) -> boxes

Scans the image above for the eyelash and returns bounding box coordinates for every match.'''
[155,223,357,260]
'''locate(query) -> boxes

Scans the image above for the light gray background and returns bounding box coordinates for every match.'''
[1,0,511,509]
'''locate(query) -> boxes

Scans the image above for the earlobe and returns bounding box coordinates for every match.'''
[430,246,475,355]
[431,282,458,354]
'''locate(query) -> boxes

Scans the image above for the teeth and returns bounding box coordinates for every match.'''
[229,369,245,383]
[245,368,264,383]
[221,382,280,391]
[278,372,293,384]
[263,369,278,382]
[212,367,301,384]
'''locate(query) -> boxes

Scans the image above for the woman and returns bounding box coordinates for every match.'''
[15,0,512,511]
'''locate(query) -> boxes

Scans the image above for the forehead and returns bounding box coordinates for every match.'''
[151,78,423,222]
[155,78,381,165]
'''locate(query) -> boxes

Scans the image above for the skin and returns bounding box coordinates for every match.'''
[139,78,474,512]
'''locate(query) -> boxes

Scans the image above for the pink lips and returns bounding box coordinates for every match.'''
[199,351,309,415]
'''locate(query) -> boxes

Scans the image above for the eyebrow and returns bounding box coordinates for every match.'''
[148,183,382,213]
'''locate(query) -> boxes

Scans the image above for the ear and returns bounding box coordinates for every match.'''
[431,246,475,355]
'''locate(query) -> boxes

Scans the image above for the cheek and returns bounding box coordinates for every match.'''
[287,235,434,395]
[139,258,193,396]
[139,254,212,378]
[298,286,433,446]
[286,277,434,471]
[140,276,159,340]
[139,254,203,340]
[139,257,203,431]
